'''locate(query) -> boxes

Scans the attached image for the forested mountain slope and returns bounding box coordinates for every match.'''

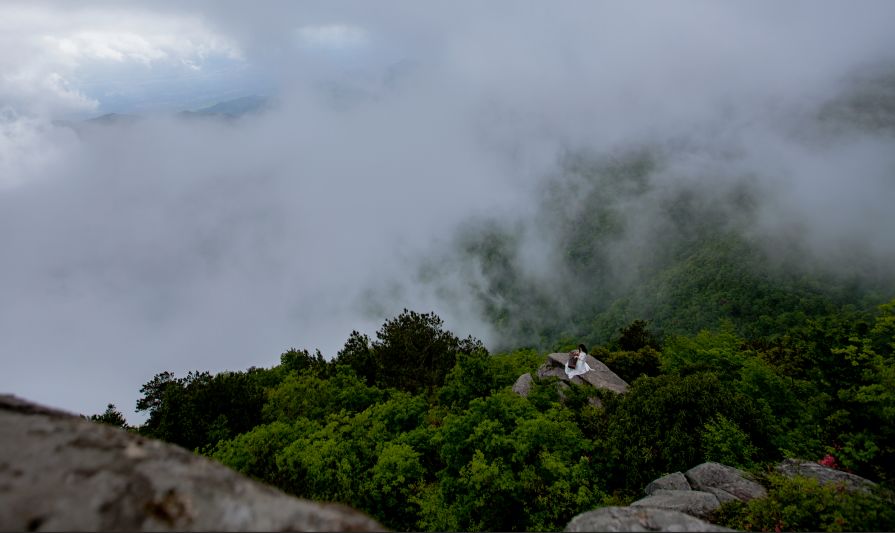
[428,151,891,352]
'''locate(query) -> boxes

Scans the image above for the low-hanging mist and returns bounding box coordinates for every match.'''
[1,1,895,422]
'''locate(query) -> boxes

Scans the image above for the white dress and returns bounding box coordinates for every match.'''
[564,352,592,379]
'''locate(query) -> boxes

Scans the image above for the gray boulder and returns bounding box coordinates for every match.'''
[685,462,767,502]
[777,458,877,494]
[645,472,691,495]
[542,352,629,394]
[577,358,630,394]
[565,506,735,532]
[0,394,385,532]
[630,489,721,519]
[512,373,534,397]
[546,351,579,367]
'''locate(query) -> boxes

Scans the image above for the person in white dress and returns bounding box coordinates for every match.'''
[565,343,592,379]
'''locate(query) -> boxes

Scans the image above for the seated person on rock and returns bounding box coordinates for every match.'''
[565,343,592,379]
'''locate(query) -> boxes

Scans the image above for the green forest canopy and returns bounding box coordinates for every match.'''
[92,291,895,531]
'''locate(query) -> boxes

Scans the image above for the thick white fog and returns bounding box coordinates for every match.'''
[2,1,894,422]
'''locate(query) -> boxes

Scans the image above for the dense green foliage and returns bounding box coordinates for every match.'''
[334,309,486,395]
[135,367,275,452]
[111,292,895,531]
[597,371,774,491]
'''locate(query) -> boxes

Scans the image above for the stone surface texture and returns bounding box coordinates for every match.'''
[0,394,385,532]
[565,506,735,532]
[511,373,533,397]
[644,472,691,495]
[700,486,741,504]
[776,458,877,493]
[630,489,721,519]
[685,462,767,502]
[536,362,569,381]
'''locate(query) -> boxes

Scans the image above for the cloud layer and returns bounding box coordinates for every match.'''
[2,1,895,422]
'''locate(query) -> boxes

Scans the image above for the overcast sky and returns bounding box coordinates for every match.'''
[2,1,895,423]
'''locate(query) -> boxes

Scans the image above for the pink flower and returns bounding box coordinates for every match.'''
[819,454,839,469]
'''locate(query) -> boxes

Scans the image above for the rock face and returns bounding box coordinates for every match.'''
[0,394,385,532]
[699,486,741,505]
[684,462,767,502]
[630,489,720,519]
[644,472,691,495]
[777,458,877,494]
[565,506,735,532]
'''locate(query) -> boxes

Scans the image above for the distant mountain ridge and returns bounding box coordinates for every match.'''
[52,95,271,135]
[178,95,269,119]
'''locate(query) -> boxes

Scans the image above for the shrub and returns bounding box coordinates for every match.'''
[598,346,661,382]
[701,414,758,469]
[598,372,771,491]
[714,473,895,532]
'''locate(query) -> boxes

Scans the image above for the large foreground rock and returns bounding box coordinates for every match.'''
[0,394,385,532]
[630,489,720,519]
[565,506,735,532]
[777,458,877,494]
[685,462,767,502]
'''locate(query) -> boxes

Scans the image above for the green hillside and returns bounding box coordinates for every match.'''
[437,146,894,352]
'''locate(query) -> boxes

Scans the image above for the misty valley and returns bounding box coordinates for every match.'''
[4,3,895,531]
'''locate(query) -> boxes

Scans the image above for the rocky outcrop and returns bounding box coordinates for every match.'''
[777,458,877,494]
[0,394,385,532]
[565,506,735,532]
[566,462,769,531]
[544,352,630,394]
[628,462,765,519]
[644,472,691,495]
[514,352,629,399]
[685,462,767,502]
